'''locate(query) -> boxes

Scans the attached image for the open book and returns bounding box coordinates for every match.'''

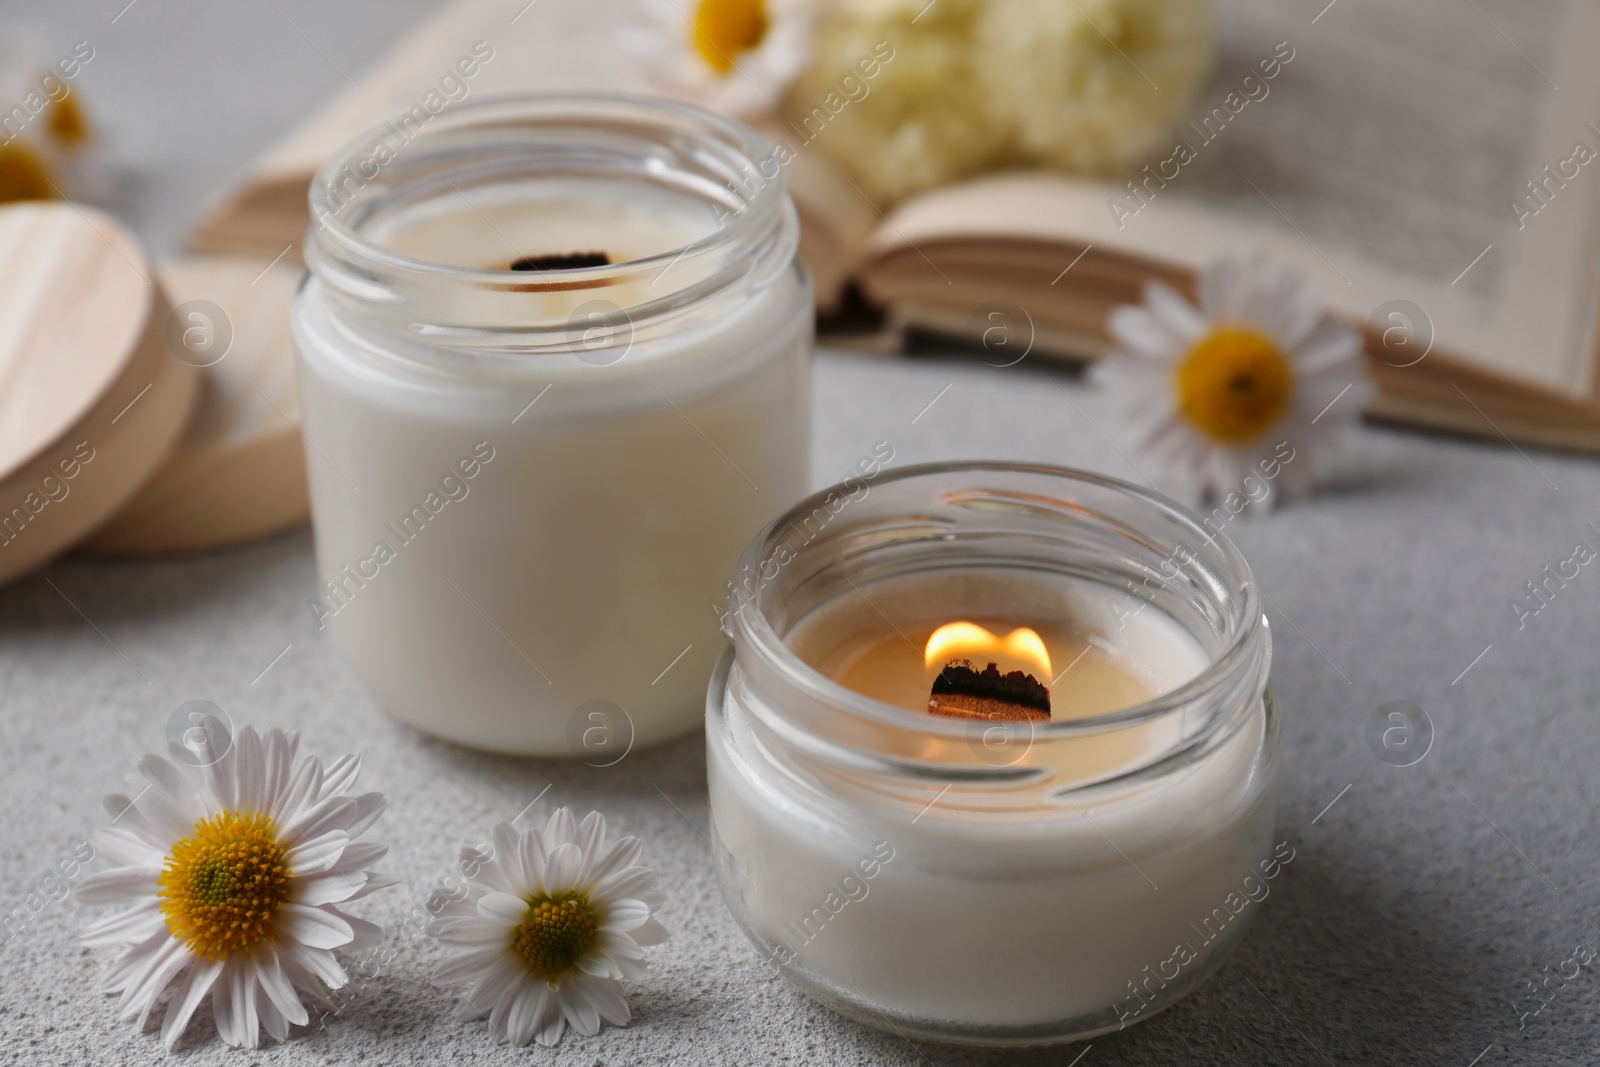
[192,0,1600,451]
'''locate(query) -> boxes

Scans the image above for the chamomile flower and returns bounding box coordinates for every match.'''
[429,809,670,1047]
[629,0,814,119]
[74,717,397,1050]
[1094,256,1371,507]
[0,38,114,203]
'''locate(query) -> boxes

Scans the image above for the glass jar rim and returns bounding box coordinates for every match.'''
[724,460,1268,746]
[302,91,794,347]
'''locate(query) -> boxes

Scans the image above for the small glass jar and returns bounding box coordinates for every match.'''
[708,462,1279,1046]
[294,93,811,755]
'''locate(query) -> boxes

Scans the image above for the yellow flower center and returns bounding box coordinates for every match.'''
[47,94,90,148]
[0,143,56,203]
[1174,327,1294,443]
[157,811,290,961]
[691,0,768,74]
[511,894,599,983]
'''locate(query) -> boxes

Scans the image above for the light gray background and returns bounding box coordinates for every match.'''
[2,2,1599,1064]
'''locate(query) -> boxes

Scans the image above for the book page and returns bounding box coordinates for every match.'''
[1106,0,1600,396]
[873,0,1600,399]
[1181,0,1568,300]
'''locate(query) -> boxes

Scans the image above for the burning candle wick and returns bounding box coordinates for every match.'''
[507,250,612,271]
[923,621,1053,721]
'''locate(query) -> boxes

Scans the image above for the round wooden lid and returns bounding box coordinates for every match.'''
[0,201,198,585]
[81,255,309,556]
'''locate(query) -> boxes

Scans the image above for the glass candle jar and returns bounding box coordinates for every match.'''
[294,94,811,754]
[708,462,1279,1046]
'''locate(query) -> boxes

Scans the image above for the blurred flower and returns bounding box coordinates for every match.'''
[1094,256,1370,508]
[0,39,112,203]
[429,809,669,1047]
[629,0,815,119]
[75,718,397,1049]
[782,0,1214,203]
[976,0,1214,173]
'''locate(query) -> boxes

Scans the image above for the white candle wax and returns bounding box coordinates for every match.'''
[296,100,811,754]
[710,567,1277,1038]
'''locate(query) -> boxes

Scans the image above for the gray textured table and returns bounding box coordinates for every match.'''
[3,3,1600,1065]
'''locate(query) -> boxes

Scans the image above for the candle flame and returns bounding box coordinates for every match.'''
[923,622,1052,679]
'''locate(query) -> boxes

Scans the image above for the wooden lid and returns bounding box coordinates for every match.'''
[0,202,198,585]
[81,255,309,556]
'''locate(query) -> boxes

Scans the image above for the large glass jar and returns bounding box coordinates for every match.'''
[708,462,1280,1045]
[294,93,811,755]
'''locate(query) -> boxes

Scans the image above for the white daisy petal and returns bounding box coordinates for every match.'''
[258,993,289,1044]
[209,956,240,1047]
[177,715,231,787]
[134,754,197,812]
[627,0,814,120]
[124,786,200,846]
[1290,318,1362,374]
[1107,305,1180,362]
[230,960,260,1048]
[534,988,567,1047]
[343,792,387,838]
[514,982,552,1047]
[318,752,361,800]
[603,898,652,932]
[293,867,368,906]
[273,753,322,821]
[571,811,606,882]
[282,943,348,991]
[518,824,548,889]
[596,929,647,960]
[541,843,583,895]
[277,950,340,1012]
[336,841,389,870]
[279,902,354,950]
[544,808,578,850]
[491,822,528,889]
[487,979,524,1044]
[1199,257,1246,320]
[630,917,672,947]
[428,808,667,1047]
[1143,281,1207,343]
[345,870,403,901]
[558,976,602,1037]
[102,928,168,994]
[74,866,160,905]
[86,726,390,1049]
[456,956,524,1019]
[462,843,519,895]
[478,891,528,926]
[587,836,642,884]
[433,945,509,984]
[285,830,350,876]
[120,935,189,1023]
[326,906,385,951]
[576,952,622,980]
[260,728,298,806]
[82,902,165,949]
[101,793,181,853]
[92,825,165,868]
[1098,254,1365,506]
[595,865,655,901]
[256,949,311,1027]
[582,973,632,1027]
[201,727,240,812]
[232,726,265,816]
[1270,285,1326,351]
[435,915,517,947]
[161,957,223,1050]
[283,794,356,843]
